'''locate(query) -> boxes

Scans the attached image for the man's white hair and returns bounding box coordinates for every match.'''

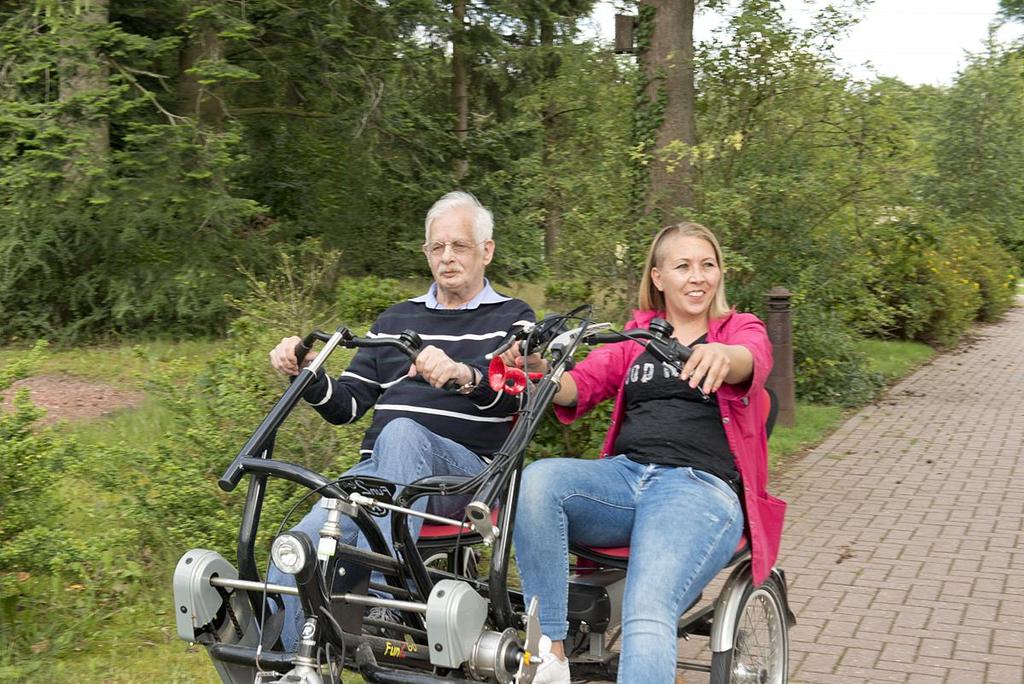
[424,191,494,243]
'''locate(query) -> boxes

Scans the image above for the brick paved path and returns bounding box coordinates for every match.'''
[771,300,1024,683]
[672,300,1024,683]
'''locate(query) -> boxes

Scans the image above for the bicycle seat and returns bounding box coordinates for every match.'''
[417,509,499,548]
[571,536,750,570]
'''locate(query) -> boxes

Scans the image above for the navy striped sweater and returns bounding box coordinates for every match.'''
[302,297,535,459]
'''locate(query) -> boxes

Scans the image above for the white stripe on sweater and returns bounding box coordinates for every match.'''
[341,371,407,388]
[374,404,514,423]
[310,378,333,406]
[366,330,509,342]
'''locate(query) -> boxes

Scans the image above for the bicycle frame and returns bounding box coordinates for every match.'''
[173,311,751,684]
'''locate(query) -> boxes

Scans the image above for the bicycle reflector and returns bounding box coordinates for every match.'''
[271,533,309,575]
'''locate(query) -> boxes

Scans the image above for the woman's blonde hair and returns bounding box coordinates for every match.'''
[638,222,731,319]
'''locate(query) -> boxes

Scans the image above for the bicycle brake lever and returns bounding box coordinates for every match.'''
[548,322,612,352]
[648,337,712,402]
[485,320,536,360]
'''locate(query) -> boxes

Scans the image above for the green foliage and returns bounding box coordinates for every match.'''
[0,340,47,390]
[228,241,344,338]
[999,0,1024,22]
[861,216,1018,345]
[0,347,150,673]
[930,42,1024,269]
[335,276,419,326]
[139,256,368,554]
[516,42,639,318]
[543,279,591,310]
[0,0,1021,393]
[527,393,612,462]
[0,256,369,671]
[999,0,1024,21]
[0,345,67,581]
[0,115,273,340]
[790,303,883,406]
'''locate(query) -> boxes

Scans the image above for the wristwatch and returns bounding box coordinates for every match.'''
[456,365,481,395]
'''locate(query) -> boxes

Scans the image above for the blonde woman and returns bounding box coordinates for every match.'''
[514,223,785,683]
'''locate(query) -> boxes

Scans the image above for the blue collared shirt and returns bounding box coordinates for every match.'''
[410,278,510,310]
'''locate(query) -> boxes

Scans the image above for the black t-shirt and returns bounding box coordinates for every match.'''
[613,343,739,487]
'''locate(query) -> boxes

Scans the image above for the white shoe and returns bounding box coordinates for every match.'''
[533,636,571,684]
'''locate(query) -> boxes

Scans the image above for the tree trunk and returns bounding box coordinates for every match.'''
[639,0,697,223]
[57,0,110,187]
[451,0,469,181]
[541,16,562,260]
[178,1,225,131]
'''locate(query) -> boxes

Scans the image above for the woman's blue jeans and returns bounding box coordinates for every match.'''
[514,455,744,683]
[267,418,485,651]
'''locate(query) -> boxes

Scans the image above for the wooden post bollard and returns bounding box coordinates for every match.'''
[765,287,795,427]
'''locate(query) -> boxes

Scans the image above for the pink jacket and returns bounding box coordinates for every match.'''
[554,309,786,586]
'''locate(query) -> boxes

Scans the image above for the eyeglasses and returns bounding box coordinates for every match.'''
[422,240,480,258]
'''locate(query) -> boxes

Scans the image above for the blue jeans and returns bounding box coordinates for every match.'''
[514,455,744,684]
[267,418,485,650]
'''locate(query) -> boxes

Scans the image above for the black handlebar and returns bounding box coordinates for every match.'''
[294,329,332,367]
[302,329,461,390]
[583,318,709,401]
[585,318,692,366]
[219,326,472,492]
[219,315,700,492]
[487,311,581,361]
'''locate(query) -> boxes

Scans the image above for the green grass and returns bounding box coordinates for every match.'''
[853,337,935,381]
[0,339,223,684]
[767,401,844,465]
[1,593,215,684]
[70,397,178,447]
[0,338,220,389]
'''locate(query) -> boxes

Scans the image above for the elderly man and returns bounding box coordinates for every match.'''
[267,191,534,650]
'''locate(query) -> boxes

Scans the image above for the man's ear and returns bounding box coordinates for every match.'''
[482,239,495,266]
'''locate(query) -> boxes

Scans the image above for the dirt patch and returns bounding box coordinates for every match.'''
[2,374,145,425]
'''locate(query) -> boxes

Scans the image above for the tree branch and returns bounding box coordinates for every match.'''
[542,106,588,123]
[111,61,187,126]
[227,107,334,118]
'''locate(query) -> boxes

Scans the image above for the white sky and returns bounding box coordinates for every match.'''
[584,1,1024,86]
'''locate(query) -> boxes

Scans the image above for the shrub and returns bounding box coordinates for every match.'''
[0,343,148,668]
[791,303,884,406]
[861,217,1016,346]
[0,341,63,581]
[544,279,593,311]
[528,400,612,462]
[229,241,344,338]
[335,276,419,326]
[957,225,1019,322]
[0,396,74,577]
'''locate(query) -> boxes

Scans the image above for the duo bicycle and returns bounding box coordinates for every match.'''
[173,309,794,683]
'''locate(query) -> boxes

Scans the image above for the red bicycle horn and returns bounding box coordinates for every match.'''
[488,356,542,395]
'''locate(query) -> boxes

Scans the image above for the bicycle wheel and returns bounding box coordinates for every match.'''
[422,545,480,579]
[709,575,788,684]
